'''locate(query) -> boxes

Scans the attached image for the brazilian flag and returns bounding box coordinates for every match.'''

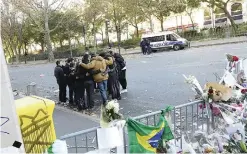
[127,115,174,153]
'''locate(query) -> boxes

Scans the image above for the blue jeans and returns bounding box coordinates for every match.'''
[97,80,108,104]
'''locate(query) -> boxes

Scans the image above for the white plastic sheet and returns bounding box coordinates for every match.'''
[97,127,123,149]
[0,146,20,154]
[222,71,237,87]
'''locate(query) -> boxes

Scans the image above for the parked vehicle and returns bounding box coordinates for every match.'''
[141,31,190,52]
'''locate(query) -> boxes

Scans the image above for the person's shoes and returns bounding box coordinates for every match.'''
[120,89,127,94]
[117,96,121,100]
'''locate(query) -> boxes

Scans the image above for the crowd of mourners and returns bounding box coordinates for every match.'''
[54,50,127,111]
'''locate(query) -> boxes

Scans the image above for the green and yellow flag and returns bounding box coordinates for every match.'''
[127,115,174,153]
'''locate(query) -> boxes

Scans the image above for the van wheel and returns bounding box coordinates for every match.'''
[173,44,180,51]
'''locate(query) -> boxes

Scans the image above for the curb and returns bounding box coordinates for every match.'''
[55,105,100,123]
[122,40,247,55]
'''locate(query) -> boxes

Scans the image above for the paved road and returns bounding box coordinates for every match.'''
[8,42,247,136]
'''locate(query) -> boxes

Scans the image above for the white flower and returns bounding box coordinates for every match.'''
[113,102,119,113]
[106,100,115,110]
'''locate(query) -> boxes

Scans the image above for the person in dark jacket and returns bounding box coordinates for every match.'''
[105,53,121,100]
[61,59,70,102]
[74,59,86,110]
[140,39,147,55]
[145,39,151,55]
[68,61,76,106]
[82,53,95,109]
[109,51,127,93]
[54,60,66,103]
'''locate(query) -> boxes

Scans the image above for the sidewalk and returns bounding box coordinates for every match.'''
[121,36,247,55]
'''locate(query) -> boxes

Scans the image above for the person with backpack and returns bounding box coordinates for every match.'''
[105,53,121,100]
[74,58,86,111]
[109,51,127,93]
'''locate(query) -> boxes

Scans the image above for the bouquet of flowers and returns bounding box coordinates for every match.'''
[226,54,239,62]
[100,100,123,127]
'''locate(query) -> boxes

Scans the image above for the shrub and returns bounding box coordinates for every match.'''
[121,37,141,49]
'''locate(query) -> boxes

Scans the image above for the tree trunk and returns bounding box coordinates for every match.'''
[105,21,110,46]
[92,22,97,53]
[68,36,72,57]
[41,42,45,52]
[59,39,63,48]
[13,48,19,63]
[24,43,28,64]
[117,27,121,53]
[44,0,54,62]
[222,5,236,32]
[100,28,104,44]
[149,15,153,32]
[187,11,195,30]
[134,17,139,38]
[135,26,139,38]
[160,17,164,31]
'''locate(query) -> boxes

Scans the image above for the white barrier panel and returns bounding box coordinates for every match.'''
[0,36,25,152]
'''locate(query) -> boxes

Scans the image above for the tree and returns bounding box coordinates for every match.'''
[150,0,186,31]
[124,0,145,37]
[184,0,201,30]
[83,0,105,52]
[1,0,22,63]
[105,0,127,53]
[14,0,65,62]
[139,0,155,32]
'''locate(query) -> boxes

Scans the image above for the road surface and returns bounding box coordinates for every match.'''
[8,42,247,137]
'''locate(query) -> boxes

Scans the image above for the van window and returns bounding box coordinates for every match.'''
[166,34,177,41]
[172,33,181,39]
[146,35,165,42]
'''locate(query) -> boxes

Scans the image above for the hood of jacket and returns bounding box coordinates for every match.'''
[92,56,104,61]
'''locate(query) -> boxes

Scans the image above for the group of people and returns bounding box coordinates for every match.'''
[54,51,127,111]
[140,39,151,55]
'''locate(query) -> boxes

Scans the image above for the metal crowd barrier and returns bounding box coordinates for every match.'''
[60,100,213,153]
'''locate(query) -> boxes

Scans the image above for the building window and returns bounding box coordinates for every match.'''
[231,3,242,16]
[204,8,211,21]
[215,8,226,19]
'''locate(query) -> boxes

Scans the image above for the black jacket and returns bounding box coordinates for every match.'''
[114,53,126,70]
[75,63,94,82]
[54,66,65,83]
[62,63,70,76]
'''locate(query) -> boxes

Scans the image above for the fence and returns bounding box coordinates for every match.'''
[60,100,214,153]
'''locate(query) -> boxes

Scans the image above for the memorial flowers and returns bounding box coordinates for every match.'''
[100,100,123,127]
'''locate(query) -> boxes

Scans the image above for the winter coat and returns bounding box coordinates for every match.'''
[80,56,113,83]
[62,63,70,76]
[114,53,126,71]
[54,66,65,84]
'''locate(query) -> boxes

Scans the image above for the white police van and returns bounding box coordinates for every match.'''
[141,31,190,52]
